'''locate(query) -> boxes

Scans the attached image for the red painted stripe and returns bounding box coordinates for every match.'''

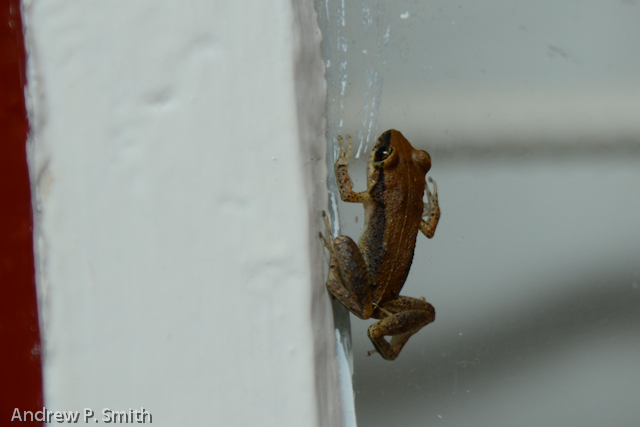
[0,0,44,423]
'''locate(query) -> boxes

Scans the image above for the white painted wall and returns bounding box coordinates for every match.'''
[23,1,345,425]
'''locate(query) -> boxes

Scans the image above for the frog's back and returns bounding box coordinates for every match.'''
[359,130,430,304]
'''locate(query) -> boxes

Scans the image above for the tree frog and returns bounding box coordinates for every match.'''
[320,129,440,361]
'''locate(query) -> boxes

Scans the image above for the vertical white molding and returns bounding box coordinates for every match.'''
[24,0,342,425]
[290,2,349,426]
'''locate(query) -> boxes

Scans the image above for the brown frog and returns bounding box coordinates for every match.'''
[320,129,440,360]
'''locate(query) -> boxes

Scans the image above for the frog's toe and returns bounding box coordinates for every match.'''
[319,231,333,251]
[427,177,438,194]
[321,211,334,236]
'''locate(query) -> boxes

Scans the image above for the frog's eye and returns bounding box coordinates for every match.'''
[374,146,393,163]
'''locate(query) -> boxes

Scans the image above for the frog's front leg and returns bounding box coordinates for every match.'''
[319,212,373,319]
[420,177,440,238]
[367,296,435,360]
[335,135,367,204]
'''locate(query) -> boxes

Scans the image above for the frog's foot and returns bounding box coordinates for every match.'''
[319,231,331,252]
[319,211,336,253]
[336,134,353,168]
[334,134,367,204]
[423,177,439,217]
[367,297,435,361]
[420,177,440,238]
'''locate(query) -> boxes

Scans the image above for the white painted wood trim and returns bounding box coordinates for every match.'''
[23,0,347,425]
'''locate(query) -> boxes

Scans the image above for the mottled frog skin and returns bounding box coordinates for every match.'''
[320,129,440,360]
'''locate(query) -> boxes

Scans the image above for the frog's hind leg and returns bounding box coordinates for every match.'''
[367,296,435,360]
[319,211,373,319]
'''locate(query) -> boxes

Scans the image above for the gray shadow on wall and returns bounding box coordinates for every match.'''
[353,260,640,426]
